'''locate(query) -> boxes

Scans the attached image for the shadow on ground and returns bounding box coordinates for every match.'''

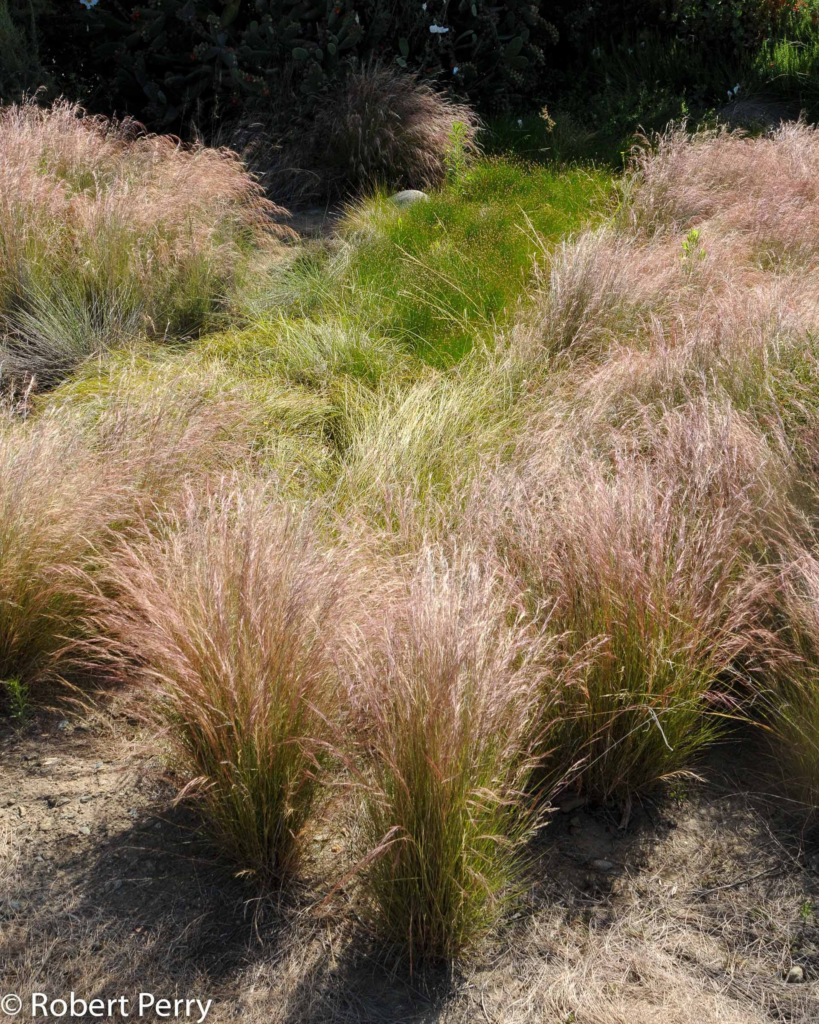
[3,713,819,1023]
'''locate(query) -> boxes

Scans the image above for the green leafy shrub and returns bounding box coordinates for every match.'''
[559,1,795,53]
[746,3,819,113]
[548,2,819,147]
[1,0,97,105]
[75,0,557,131]
[0,0,50,101]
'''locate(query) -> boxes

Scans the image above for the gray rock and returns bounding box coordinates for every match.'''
[590,859,615,872]
[78,824,91,836]
[389,189,429,208]
[786,966,805,984]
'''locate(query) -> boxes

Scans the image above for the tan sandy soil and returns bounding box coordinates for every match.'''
[2,709,819,1023]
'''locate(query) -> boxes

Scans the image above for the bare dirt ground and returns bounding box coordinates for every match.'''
[3,707,819,1023]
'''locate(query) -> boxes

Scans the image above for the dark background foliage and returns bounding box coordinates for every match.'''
[2,0,814,146]
[31,0,558,129]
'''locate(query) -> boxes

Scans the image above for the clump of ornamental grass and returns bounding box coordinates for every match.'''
[0,99,286,387]
[342,550,553,962]
[629,121,819,267]
[0,415,126,688]
[252,65,480,202]
[313,65,480,196]
[332,361,522,544]
[98,490,349,883]
[749,552,819,810]
[494,402,787,801]
[512,227,656,361]
[549,275,819,453]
